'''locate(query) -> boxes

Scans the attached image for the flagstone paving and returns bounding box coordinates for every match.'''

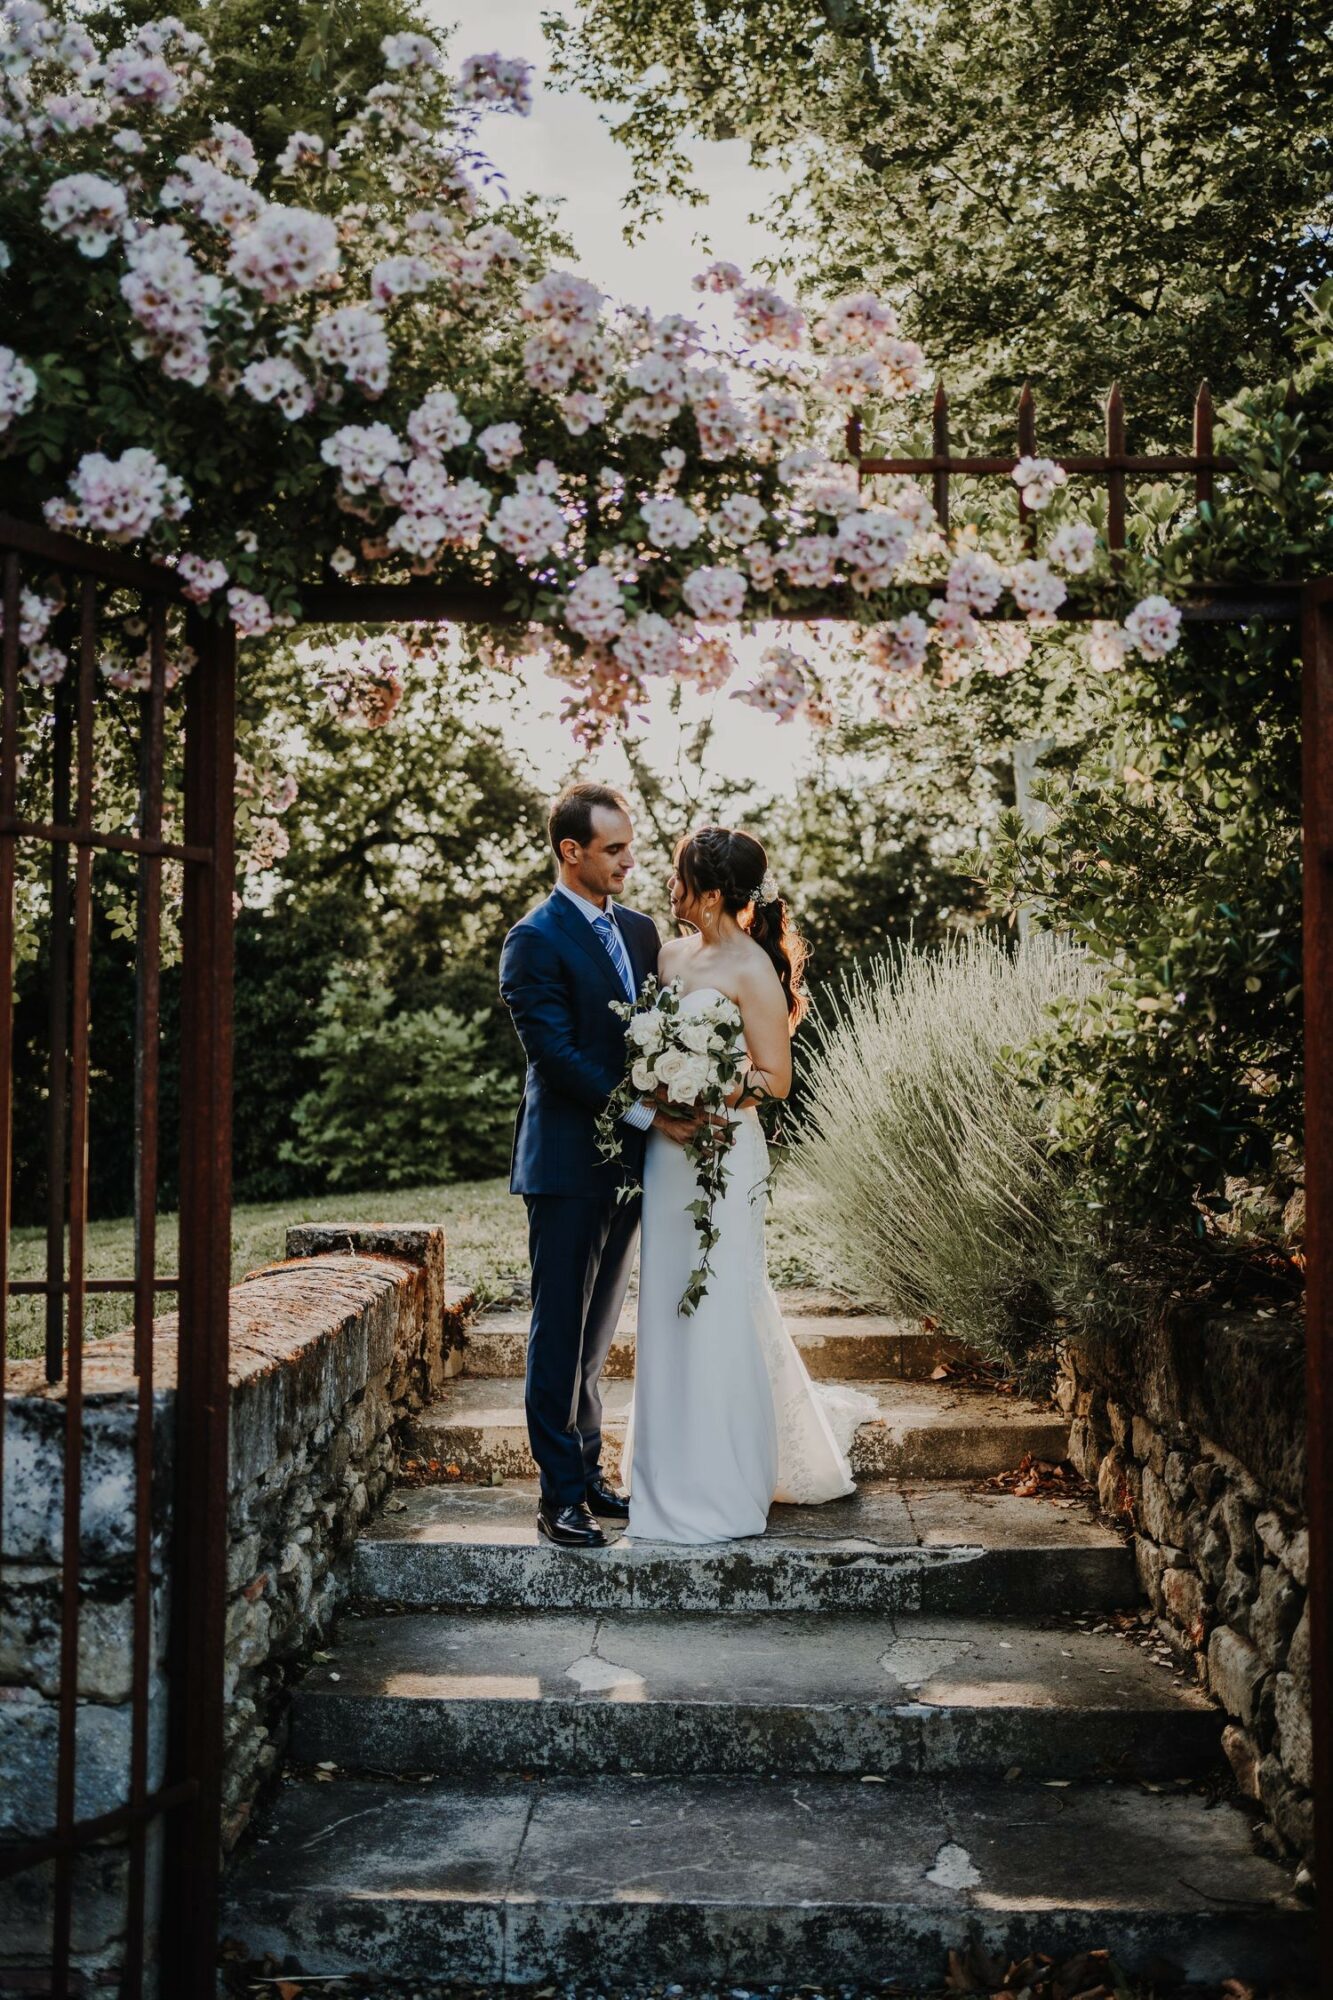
[222,1299,1316,1990]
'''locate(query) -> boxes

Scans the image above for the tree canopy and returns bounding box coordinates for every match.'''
[545,0,1333,445]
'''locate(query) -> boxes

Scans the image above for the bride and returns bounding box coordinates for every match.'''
[622,826,875,1544]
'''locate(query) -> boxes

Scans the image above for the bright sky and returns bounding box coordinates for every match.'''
[421,0,820,803]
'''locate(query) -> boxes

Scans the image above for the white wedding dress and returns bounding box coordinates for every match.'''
[621,987,876,1544]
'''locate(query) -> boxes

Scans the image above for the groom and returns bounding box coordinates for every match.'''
[499,782,699,1549]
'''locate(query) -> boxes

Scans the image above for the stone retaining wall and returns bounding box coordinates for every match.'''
[1058,1308,1311,1867]
[1,1221,467,1986]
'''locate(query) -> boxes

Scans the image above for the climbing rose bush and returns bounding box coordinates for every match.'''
[0,1,1178,741]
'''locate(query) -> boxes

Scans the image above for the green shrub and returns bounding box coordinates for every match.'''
[282,968,519,1192]
[786,933,1095,1366]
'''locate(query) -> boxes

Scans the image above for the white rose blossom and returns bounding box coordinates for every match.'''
[640,492,703,550]
[176,553,228,602]
[487,491,568,565]
[865,613,930,678]
[946,549,1005,615]
[0,345,37,432]
[226,587,276,636]
[240,357,315,420]
[320,423,407,494]
[564,565,627,645]
[476,422,523,470]
[1048,522,1098,574]
[308,305,391,394]
[1008,557,1068,625]
[682,565,747,622]
[1124,594,1183,660]
[406,388,471,456]
[457,51,533,114]
[228,204,340,301]
[1012,455,1068,511]
[714,494,767,542]
[734,643,809,720]
[558,391,606,436]
[46,448,189,542]
[692,260,742,293]
[41,172,128,256]
[613,612,685,679]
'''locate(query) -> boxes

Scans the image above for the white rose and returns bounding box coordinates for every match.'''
[628,1010,665,1050]
[676,1018,715,1053]
[665,1052,711,1103]
[653,1047,687,1087]
[631,1058,656,1093]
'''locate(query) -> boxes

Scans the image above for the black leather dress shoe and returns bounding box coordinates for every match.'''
[585,1473,630,1522]
[537,1499,607,1549]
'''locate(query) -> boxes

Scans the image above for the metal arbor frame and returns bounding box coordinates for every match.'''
[0,379,1329,1991]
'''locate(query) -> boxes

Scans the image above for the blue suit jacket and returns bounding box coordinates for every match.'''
[499,891,661,1198]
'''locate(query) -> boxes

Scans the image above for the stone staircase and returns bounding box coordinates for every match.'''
[222,1298,1314,1991]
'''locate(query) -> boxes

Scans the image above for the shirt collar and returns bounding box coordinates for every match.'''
[555,879,617,925]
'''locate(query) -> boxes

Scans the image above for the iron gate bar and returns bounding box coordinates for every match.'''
[931,386,950,531]
[0,1780,200,1879]
[0,816,210,862]
[124,596,167,1993]
[1302,579,1333,1974]
[46,670,71,1379]
[160,610,236,1997]
[856,452,1333,475]
[0,549,18,1515]
[1194,384,1216,510]
[8,1278,181,1294]
[51,575,96,1995]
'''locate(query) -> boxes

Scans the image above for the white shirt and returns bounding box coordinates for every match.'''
[554,880,656,1132]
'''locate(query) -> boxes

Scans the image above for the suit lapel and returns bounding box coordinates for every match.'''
[545,890,627,1003]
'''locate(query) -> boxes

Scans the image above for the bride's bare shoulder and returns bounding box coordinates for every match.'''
[658,934,691,977]
[734,933,782,990]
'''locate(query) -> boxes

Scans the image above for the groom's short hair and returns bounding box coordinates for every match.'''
[548,780,630,857]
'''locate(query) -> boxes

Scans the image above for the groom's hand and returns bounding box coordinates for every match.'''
[652,1106,703,1146]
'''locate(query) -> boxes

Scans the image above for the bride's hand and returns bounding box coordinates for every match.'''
[652,1105,704,1146]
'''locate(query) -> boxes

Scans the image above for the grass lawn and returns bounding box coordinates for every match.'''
[5,1167,834,1362]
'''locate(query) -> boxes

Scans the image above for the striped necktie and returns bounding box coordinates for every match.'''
[592,910,636,1000]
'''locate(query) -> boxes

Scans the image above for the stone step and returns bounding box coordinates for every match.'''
[352,1480,1136,1616]
[290,1607,1221,1781]
[222,1771,1312,1990]
[462,1307,968,1382]
[404,1377,1068,1484]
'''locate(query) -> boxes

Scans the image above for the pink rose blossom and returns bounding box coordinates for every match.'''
[564,565,627,645]
[865,614,930,678]
[1123,594,1182,660]
[477,422,523,470]
[682,564,747,622]
[1008,557,1068,624]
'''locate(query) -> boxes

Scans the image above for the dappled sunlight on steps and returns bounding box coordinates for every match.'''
[220,1300,1315,1990]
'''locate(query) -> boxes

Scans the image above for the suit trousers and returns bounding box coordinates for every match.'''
[524,1192,641,1506]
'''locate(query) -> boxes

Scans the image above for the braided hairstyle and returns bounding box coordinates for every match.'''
[674,826,809,1027]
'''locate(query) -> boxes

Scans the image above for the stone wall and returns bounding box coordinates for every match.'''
[1058,1307,1311,1868]
[1,1221,467,1986]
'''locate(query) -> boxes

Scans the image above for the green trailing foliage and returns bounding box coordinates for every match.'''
[987,376,1332,1236]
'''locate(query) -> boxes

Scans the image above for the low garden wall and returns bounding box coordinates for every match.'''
[1058,1306,1311,1867]
[1,1221,468,1986]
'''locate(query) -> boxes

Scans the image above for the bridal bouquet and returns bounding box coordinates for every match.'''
[596,978,749,1316]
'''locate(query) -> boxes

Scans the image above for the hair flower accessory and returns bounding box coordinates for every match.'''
[754,869,780,906]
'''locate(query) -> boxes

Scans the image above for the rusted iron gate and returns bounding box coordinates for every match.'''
[0,515,235,1997]
[0,375,1330,1992]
